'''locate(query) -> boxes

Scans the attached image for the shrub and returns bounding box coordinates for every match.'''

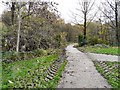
[78,34,84,46]
[88,37,99,45]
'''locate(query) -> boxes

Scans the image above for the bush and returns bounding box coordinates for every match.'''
[46,48,62,56]
[78,34,84,46]
[88,37,99,45]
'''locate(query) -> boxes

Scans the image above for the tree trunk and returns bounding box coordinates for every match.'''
[83,12,87,45]
[16,3,21,52]
[11,2,15,25]
[115,2,119,46]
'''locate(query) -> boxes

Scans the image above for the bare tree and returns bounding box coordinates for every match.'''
[99,0,120,45]
[11,2,16,25]
[16,2,34,52]
[73,0,96,45]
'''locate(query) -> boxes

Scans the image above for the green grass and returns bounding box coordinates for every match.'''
[93,61,120,88]
[2,54,67,89]
[78,46,118,55]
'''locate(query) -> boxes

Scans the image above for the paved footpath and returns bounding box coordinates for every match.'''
[86,52,119,62]
[58,45,112,88]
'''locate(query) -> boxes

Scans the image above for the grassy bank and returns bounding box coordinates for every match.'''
[2,54,67,89]
[44,60,67,88]
[77,46,118,55]
[93,61,120,88]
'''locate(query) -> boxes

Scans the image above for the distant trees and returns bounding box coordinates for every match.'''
[87,21,109,45]
[99,0,120,46]
[70,0,119,46]
[53,20,82,43]
[72,0,97,46]
[77,0,120,46]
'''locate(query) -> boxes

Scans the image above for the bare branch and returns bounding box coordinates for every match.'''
[98,6,116,28]
[106,0,115,11]
[86,11,98,27]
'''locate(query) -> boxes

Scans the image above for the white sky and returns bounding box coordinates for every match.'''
[51,0,79,23]
[0,1,7,15]
[0,0,107,23]
[49,0,104,23]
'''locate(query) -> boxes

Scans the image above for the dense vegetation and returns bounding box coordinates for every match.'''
[1,1,81,61]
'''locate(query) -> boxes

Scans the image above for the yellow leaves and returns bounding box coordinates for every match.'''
[98,31,103,35]
[98,30,107,35]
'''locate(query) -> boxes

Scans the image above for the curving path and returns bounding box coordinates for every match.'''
[58,44,111,88]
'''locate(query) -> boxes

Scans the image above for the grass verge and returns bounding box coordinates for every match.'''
[77,46,118,55]
[2,54,67,89]
[93,61,120,88]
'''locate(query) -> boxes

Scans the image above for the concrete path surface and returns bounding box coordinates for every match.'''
[86,52,119,62]
[58,45,111,88]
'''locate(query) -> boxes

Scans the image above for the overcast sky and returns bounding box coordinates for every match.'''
[0,0,108,23]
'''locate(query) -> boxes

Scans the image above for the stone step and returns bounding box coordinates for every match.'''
[51,67,58,72]
[46,74,53,80]
[47,71,55,77]
[51,65,58,69]
[49,69,56,75]
[45,77,49,82]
